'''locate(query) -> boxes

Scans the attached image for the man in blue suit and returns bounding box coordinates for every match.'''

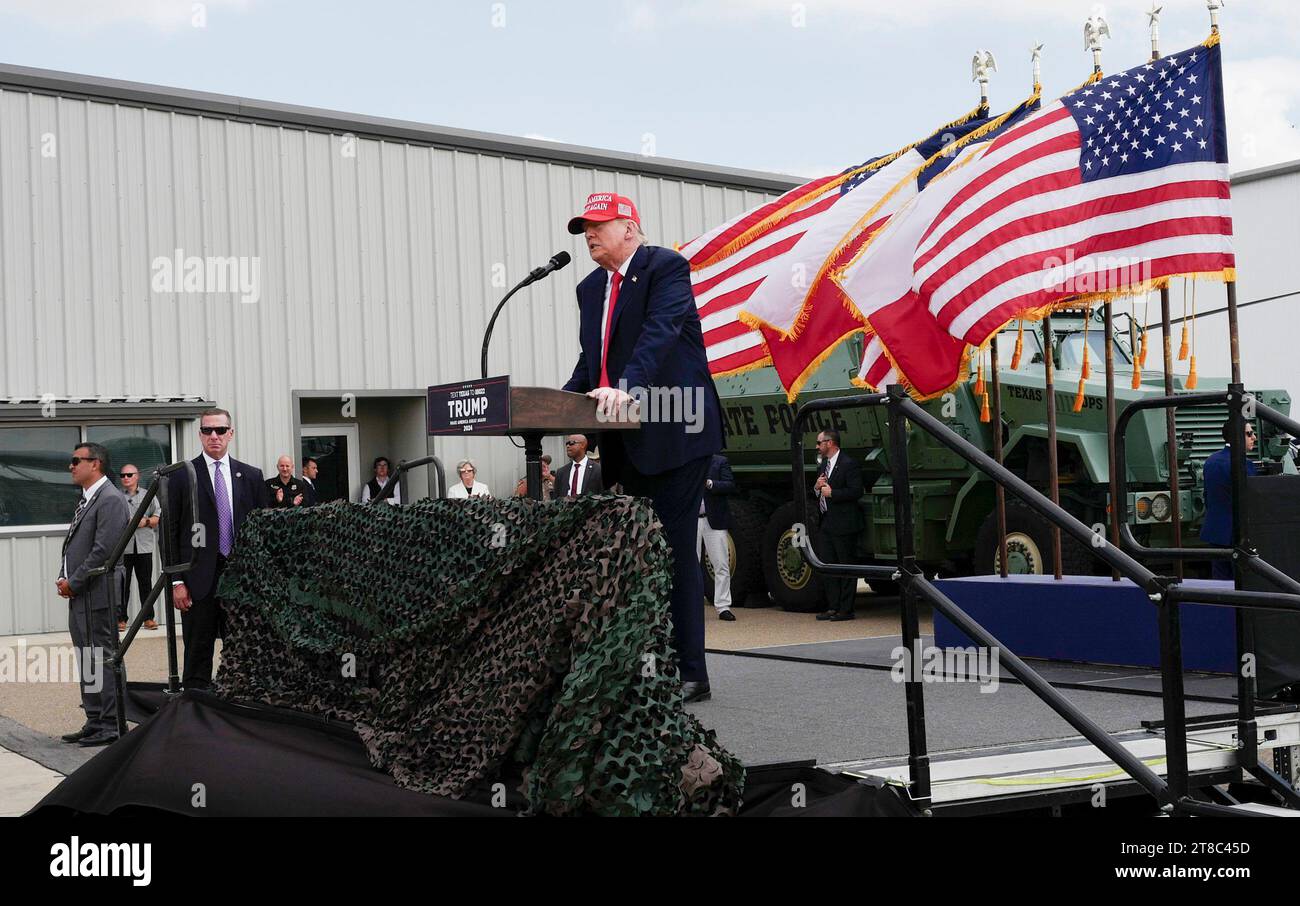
[168,408,270,688]
[562,192,724,703]
[1200,420,1257,581]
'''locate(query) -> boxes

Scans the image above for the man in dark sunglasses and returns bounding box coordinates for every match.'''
[57,442,129,746]
[118,465,161,631]
[166,408,269,688]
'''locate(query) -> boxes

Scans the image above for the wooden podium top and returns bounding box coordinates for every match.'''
[505,386,639,435]
[427,378,640,437]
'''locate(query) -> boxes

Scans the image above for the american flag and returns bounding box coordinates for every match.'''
[840,39,1234,398]
[679,106,990,388]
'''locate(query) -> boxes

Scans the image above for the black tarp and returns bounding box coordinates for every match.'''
[29,691,918,817]
[29,691,514,817]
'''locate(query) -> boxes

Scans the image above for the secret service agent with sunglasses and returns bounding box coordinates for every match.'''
[166,407,270,689]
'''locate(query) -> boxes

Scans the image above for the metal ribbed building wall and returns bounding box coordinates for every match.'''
[0,68,791,635]
[1142,161,1300,396]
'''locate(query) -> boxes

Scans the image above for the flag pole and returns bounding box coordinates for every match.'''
[1206,0,1258,768]
[989,49,1033,579]
[1147,4,1185,579]
[1060,15,1111,581]
[1097,16,1136,583]
[1043,313,1063,580]
[972,49,997,116]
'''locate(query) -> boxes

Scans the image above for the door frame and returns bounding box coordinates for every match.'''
[300,424,361,503]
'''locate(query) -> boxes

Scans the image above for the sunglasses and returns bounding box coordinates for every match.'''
[69,456,100,466]
[564,441,580,446]
[459,469,475,474]
[120,472,137,478]
[200,426,231,436]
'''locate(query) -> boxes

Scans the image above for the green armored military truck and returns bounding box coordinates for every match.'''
[707,312,1295,611]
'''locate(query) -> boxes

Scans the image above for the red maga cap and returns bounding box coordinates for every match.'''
[567,192,640,234]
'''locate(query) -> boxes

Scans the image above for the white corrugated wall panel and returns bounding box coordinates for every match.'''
[0,87,785,634]
[1141,169,1300,395]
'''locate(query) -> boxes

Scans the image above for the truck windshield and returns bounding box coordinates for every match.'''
[1060,332,1133,371]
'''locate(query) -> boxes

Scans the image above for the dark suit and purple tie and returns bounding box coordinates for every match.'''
[168,411,268,689]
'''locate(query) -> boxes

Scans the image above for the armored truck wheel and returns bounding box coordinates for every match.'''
[702,498,766,607]
[762,501,825,611]
[974,501,1095,576]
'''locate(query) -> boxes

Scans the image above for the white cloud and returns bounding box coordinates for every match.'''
[0,0,253,30]
[1223,56,1300,172]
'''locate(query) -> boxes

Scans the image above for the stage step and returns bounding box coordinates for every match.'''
[830,710,1300,813]
[1222,802,1300,816]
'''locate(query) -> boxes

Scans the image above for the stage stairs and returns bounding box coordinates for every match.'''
[791,385,1300,817]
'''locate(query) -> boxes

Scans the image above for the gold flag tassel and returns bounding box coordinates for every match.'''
[1187,280,1199,389]
[974,346,987,398]
[1137,293,1150,368]
[979,348,992,423]
[1073,308,1090,412]
[1178,279,1190,361]
[1010,319,1024,370]
[1130,295,1143,390]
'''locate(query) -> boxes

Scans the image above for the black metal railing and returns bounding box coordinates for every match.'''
[369,455,446,503]
[84,459,198,737]
[791,383,1300,815]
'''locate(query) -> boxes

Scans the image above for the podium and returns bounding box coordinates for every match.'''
[427,380,639,500]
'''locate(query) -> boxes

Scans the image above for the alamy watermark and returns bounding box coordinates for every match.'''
[595,381,707,434]
[891,639,1000,692]
[1040,250,1153,296]
[0,640,102,691]
[151,249,262,304]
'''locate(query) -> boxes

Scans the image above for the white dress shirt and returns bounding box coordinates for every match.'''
[598,255,635,377]
[203,452,235,516]
[567,456,589,495]
[823,450,840,481]
[361,476,401,505]
[63,475,110,578]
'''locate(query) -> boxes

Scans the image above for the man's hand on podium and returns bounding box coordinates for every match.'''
[588,386,638,423]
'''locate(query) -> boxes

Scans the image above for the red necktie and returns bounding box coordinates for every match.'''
[571,463,580,496]
[598,272,623,388]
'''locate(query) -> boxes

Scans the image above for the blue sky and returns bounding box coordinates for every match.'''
[1,0,1297,178]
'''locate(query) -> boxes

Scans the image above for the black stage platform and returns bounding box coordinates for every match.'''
[687,636,1237,768]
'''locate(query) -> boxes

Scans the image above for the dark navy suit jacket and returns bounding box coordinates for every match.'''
[702,454,736,531]
[169,455,268,600]
[1200,446,1257,546]
[562,244,723,482]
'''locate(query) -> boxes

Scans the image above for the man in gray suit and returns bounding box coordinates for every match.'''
[55,442,129,746]
[554,434,603,498]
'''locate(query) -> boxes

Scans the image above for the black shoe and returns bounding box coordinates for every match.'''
[815,611,837,621]
[718,609,736,622]
[828,611,856,622]
[60,726,93,743]
[681,681,712,704]
[78,731,119,748]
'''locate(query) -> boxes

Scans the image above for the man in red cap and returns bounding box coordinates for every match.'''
[562,192,724,704]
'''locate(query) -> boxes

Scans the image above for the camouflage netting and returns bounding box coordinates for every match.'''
[214,494,745,816]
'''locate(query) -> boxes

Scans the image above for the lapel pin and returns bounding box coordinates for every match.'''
[236,472,242,479]
[631,275,638,283]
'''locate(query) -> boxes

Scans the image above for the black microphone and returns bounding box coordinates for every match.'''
[523,251,572,285]
[481,252,574,378]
